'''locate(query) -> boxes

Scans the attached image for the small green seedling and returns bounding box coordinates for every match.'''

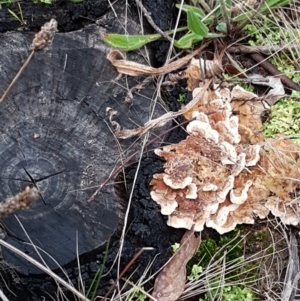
[101,4,224,50]
[171,242,180,252]
[172,229,258,300]
[199,284,256,301]
[130,287,147,301]
[178,93,187,104]
[187,264,203,281]
[102,0,289,51]
[8,3,25,25]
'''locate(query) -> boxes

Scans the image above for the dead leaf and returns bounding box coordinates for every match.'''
[107,43,209,77]
[151,229,201,301]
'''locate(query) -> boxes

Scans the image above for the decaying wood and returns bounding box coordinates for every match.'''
[107,43,209,76]
[0,25,170,275]
[151,229,201,301]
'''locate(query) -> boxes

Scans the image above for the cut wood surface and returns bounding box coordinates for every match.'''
[0,25,169,275]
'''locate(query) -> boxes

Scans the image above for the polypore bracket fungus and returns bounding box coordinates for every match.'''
[150,78,300,234]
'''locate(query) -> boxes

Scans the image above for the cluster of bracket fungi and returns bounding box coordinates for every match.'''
[150,60,300,234]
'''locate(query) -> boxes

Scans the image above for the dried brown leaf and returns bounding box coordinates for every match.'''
[152,229,201,301]
[107,44,209,77]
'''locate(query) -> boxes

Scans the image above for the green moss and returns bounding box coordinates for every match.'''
[188,229,243,273]
[199,284,257,301]
[244,23,300,83]
[263,97,300,143]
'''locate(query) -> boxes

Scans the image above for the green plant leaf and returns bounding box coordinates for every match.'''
[214,0,232,18]
[101,32,162,51]
[187,9,208,36]
[206,32,225,38]
[216,22,227,33]
[174,32,204,49]
[7,8,21,22]
[175,4,205,19]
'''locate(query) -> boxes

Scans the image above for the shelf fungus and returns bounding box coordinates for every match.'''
[150,83,300,234]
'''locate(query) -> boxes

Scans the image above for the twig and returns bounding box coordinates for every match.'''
[0,50,34,103]
[134,0,173,42]
[228,44,300,55]
[249,53,300,91]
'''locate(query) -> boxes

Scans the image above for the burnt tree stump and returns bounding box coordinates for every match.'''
[0,24,170,274]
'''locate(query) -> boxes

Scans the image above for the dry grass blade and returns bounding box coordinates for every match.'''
[0,289,9,301]
[107,43,209,76]
[100,247,154,301]
[151,229,201,301]
[0,239,90,301]
[281,231,300,300]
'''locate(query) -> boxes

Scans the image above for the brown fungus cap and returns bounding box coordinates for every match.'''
[150,79,300,234]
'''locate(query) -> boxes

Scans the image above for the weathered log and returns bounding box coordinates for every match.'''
[0,24,169,275]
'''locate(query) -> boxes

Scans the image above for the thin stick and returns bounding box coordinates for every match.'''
[0,238,90,301]
[250,53,300,91]
[0,50,34,103]
[134,0,173,42]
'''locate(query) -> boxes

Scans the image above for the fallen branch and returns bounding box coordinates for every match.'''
[228,44,300,55]
[249,53,300,92]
